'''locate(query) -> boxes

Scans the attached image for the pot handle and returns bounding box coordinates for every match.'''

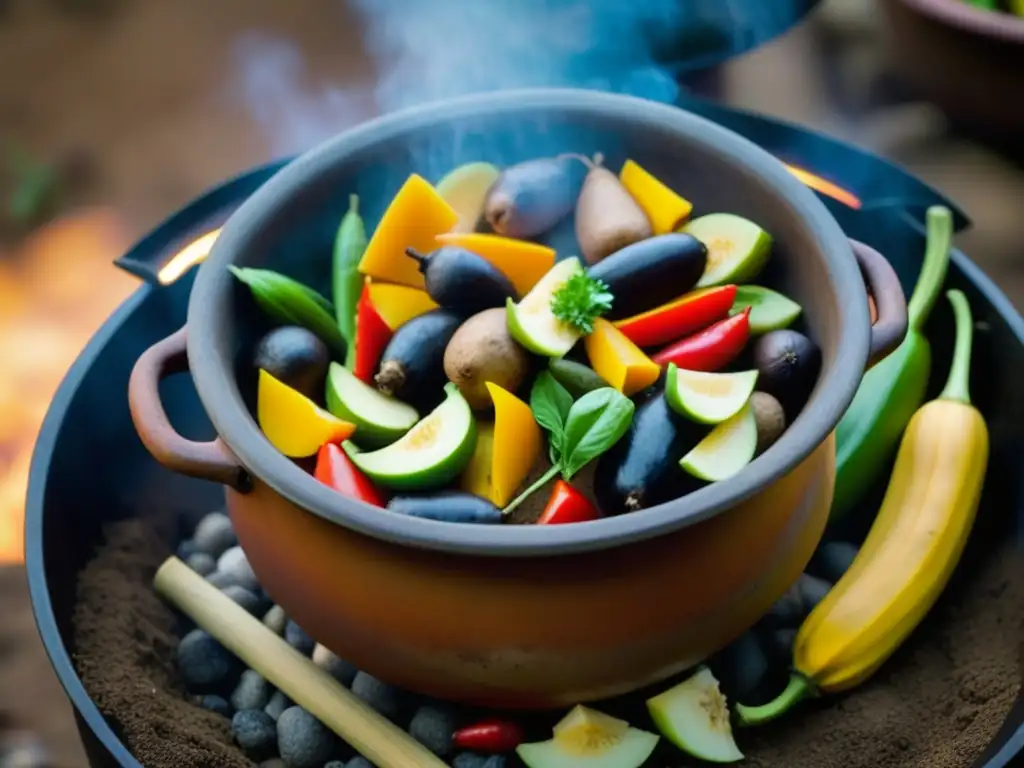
[849,239,908,369]
[128,327,250,490]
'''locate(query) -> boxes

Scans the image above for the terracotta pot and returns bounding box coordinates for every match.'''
[880,0,1024,136]
[127,90,907,708]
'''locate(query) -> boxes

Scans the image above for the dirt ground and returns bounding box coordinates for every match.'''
[0,0,1021,765]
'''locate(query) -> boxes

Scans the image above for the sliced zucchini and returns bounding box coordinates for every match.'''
[647,667,744,764]
[506,257,584,357]
[684,213,772,288]
[679,402,757,481]
[517,705,659,768]
[731,285,802,334]
[665,364,758,425]
[325,362,419,447]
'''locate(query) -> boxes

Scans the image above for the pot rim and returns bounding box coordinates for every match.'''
[188,88,868,557]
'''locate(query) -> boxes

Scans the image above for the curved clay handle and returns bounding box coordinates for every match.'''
[128,327,250,490]
[849,239,908,370]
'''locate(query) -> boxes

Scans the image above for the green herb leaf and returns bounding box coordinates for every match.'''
[560,387,634,480]
[530,371,574,459]
[229,266,346,358]
[550,272,614,335]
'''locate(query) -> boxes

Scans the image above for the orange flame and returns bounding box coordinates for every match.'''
[784,163,862,209]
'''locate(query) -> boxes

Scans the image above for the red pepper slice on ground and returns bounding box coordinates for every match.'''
[452,719,527,753]
[537,480,601,525]
[652,306,751,372]
[352,284,393,383]
[614,284,737,348]
[314,442,386,507]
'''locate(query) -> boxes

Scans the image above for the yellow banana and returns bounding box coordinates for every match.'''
[736,289,988,725]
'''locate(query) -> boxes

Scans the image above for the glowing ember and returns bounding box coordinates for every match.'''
[0,209,134,564]
[784,164,862,209]
[158,228,222,284]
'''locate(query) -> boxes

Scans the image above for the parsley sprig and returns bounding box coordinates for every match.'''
[550,271,614,335]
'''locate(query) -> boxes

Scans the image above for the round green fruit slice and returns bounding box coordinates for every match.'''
[325,362,419,447]
[517,705,659,768]
[666,364,758,425]
[506,257,583,357]
[731,285,802,334]
[679,401,757,482]
[684,213,772,288]
[343,383,476,491]
[647,667,744,764]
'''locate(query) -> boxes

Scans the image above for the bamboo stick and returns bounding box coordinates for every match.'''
[154,556,449,768]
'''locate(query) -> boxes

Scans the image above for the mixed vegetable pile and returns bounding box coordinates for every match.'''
[963,0,1024,16]
[234,154,825,525]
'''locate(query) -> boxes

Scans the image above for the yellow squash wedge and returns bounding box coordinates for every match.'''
[619,159,693,235]
[736,290,989,725]
[257,369,356,458]
[366,281,439,331]
[459,384,541,506]
[358,174,459,288]
[435,231,556,295]
[584,318,661,397]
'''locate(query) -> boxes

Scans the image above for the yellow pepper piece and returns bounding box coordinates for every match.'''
[435,232,556,295]
[584,318,661,397]
[358,174,459,289]
[366,281,439,331]
[619,159,693,235]
[459,421,496,500]
[257,369,355,458]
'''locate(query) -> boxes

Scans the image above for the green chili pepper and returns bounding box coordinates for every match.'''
[830,205,953,524]
[963,0,997,10]
[228,266,346,358]
[1010,0,1024,16]
[333,194,368,369]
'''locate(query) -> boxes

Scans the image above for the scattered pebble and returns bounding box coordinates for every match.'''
[206,570,240,590]
[344,758,374,768]
[264,690,293,721]
[260,760,286,768]
[232,669,273,711]
[759,583,804,629]
[452,754,487,768]
[217,546,260,591]
[711,631,768,701]
[177,628,242,693]
[185,552,217,576]
[176,538,199,560]
[200,694,234,719]
[222,585,266,616]
[285,620,316,656]
[812,541,859,583]
[262,604,288,635]
[480,756,506,768]
[351,672,405,721]
[323,762,348,768]
[194,511,238,558]
[408,705,456,756]
[312,644,358,686]
[798,573,832,611]
[765,627,798,664]
[277,707,336,768]
[232,709,278,761]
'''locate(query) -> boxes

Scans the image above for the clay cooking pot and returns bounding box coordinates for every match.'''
[128,89,907,708]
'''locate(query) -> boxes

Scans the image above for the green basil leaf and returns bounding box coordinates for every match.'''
[561,387,635,479]
[530,371,574,458]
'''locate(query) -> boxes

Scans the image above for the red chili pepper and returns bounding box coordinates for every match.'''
[352,284,393,383]
[314,442,386,506]
[652,306,751,371]
[452,719,526,753]
[614,284,737,348]
[537,480,601,525]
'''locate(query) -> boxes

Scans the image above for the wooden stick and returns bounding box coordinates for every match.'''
[154,556,448,768]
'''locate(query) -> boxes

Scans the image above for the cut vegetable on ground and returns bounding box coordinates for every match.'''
[517,705,659,768]
[685,213,773,288]
[647,667,744,764]
[324,362,419,448]
[679,401,758,481]
[343,383,477,491]
[665,364,758,424]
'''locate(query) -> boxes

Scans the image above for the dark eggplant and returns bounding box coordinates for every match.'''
[252,326,330,401]
[405,245,517,316]
[387,492,503,524]
[483,154,588,238]
[585,233,708,319]
[374,310,462,410]
[751,329,822,419]
[593,393,706,515]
